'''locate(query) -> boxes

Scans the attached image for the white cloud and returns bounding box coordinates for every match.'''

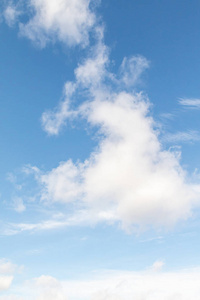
[32,43,200,231]
[119,56,149,87]
[3,4,21,27]
[13,197,26,213]
[0,260,15,291]
[82,93,198,230]
[41,82,77,135]
[36,87,200,231]
[19,0,96,47]
[4,0,200,231]
[0,259,16,275]
[25,268,200,300]
[179,98,200,109]
[0,276,13,291]
[34,275,67,300]
[40,160,82,203]
[4,208,119,235]
[41,44,147,137]
[75,37,109,88]
[150,260,165,272]
[41,38,109,135]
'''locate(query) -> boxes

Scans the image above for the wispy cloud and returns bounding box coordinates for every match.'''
[12,197,26,213]
[2,209,118,235]
[119,55,150,87]
[159,112,175,120]
[179,98,200,109]
[3,4,21,27]
[164,130,200,143]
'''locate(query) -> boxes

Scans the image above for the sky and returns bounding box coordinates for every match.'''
[1,0,200,299]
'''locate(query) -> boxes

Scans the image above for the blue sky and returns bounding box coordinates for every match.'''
[1,0,200,299]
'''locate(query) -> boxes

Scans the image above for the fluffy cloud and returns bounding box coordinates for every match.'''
[75,35,109,88]
[0,259,17,291]
[34,275,67,300]
[41,41,148,136]
[0,259,16,275]
[0,276,13,291]
[38,87,198,230]
[40,160,82,203]
[18,0,96,47]
[4,0,200,231]
[26,40,198,231]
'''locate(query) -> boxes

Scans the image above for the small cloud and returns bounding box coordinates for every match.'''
[81,236,88,241]
[119,55,150,87]
[22,165,40,175]
[159,112,175,120]
[0,259,23,292]
[179,98,200,109]
[26,249,42,256]
[13,197,26,213]
[150,260,165,272]
[4,5,21,27]
[140,235,163,243]
[6,173,22,191]
[0,259,16,275]
[19,0,96,48]
[0,275,13,291]
[6,173,16,184]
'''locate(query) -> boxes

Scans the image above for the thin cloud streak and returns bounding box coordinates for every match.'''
[179,98,200,109]
[1,209,118,235]
[163,130,200,143]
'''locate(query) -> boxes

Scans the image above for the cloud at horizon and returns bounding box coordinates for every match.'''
[3,266,200,300]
